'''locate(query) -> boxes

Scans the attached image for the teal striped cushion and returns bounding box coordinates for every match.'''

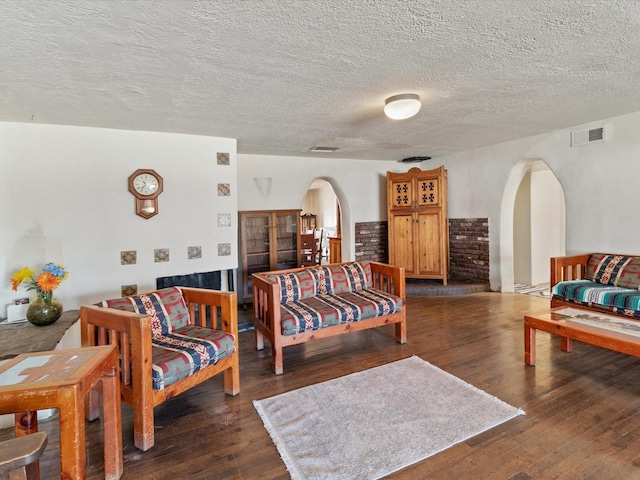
[553,280,640,318]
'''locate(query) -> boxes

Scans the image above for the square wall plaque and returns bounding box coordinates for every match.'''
[218,213,232,227]
[121,284,137,297]
[218,243,231,256]
[154,248,170,263]
[121,250,137,265]
[188,246,202,259]
[217,183,230,196]
[217,152,230,165]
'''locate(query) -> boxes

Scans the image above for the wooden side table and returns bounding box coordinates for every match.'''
[0,345,123,480]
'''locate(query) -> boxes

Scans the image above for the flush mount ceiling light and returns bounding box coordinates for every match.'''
[384,93,421,120]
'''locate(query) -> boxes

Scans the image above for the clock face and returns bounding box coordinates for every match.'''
[132,173,159,196]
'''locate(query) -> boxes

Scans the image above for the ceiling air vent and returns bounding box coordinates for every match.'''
[309,146,338,153]
[400,156,431,163]
[571,126,605,147]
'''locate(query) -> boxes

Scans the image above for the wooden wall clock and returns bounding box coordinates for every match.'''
[128,169,163,219]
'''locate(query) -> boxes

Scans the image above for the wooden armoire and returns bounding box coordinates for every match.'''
[387,166,449,284]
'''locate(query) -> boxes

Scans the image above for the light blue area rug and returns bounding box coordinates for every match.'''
[254,355,524,480]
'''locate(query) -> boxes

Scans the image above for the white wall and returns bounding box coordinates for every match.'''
[513,173,532,284]
[4,109,639,303]
[239,107,640,292]
[0,123,237,317]
[314,182,339,233]
[530,168,565,285]
[237,154,399,261]
[437,110,639,290]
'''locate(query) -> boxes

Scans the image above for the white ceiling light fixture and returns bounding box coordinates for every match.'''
[384,93,421,120]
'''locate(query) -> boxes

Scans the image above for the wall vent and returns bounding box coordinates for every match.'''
[571,126,605,147]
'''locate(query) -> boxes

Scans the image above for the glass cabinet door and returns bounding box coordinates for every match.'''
[275,212,298,270]
[243,215,270,297]
[239,209,301,304]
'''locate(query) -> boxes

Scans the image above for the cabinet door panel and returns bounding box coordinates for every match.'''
[390,180,414,209]
[273,212,299,269]
[239,209,301,304]
[416,177,440,207]
[416,211,442,276]
[390,214,415,273]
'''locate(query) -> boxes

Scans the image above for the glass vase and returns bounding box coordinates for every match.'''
[26,298,63,326]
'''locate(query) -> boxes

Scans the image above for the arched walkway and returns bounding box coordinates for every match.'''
[301,177,349,261]
[499,159,565,292]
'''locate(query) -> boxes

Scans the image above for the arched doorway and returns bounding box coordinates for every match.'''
[500,159,565,292]
[301,179,342,263]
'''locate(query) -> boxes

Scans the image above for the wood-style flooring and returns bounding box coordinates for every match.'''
[4,292,640,479]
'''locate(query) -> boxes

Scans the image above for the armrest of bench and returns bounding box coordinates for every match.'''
[252,273,281,339]
[369,261,406,303]
[550,254,592,286]
[180,287,238,337]
[80,305,152,397]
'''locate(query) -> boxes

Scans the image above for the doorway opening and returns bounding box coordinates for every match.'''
[500,159,565,292]
[301,179,341,263]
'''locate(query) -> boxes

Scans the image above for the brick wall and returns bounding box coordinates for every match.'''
[354,221,388,262]
[354,218,489,283]
[449,218,489,282]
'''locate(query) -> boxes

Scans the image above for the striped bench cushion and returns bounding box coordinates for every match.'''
[552,280,640,318]
[585,253,640,289]
[151,325,236,390]
[280,288,403,336]
[266,262,373,304]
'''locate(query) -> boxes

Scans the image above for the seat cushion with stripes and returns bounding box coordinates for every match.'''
[552,280,640,318]
[151,325,236,390]
[279,288,403,336]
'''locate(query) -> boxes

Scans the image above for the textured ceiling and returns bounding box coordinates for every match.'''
[2,0,640,160]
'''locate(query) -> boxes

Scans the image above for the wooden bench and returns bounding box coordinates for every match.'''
[252,261,406,374]
[551,253,640,319]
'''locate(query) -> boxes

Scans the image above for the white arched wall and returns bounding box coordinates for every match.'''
[500,158,565,292]
[237,154,395,265]
[307,177,348,260]
[302,179,340,235]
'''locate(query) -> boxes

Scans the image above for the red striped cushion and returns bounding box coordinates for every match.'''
[586,254,640,289]
[98,287,190,338]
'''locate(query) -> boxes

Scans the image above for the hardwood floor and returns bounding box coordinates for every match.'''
[4,292,640,479]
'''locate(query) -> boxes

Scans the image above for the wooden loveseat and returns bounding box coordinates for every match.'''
[551,253,640,318]
[80,286,240,451]
[252,261,406,374]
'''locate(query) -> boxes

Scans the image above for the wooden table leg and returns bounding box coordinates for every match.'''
[524,320,536,365]
[58,386,85,480]
[101,366,123,480]
[14,411,37,436]
[561,336,573,352]
[14,412,39,478]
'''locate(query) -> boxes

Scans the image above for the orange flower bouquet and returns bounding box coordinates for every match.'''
[11,263,69,326]
[11,263,69,305]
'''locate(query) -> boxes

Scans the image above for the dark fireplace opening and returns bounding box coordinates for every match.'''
[156,270,223,326]
[156,270,222,290]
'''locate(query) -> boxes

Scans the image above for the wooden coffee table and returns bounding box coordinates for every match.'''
[524,306,640,365]
[0,345,123,479]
